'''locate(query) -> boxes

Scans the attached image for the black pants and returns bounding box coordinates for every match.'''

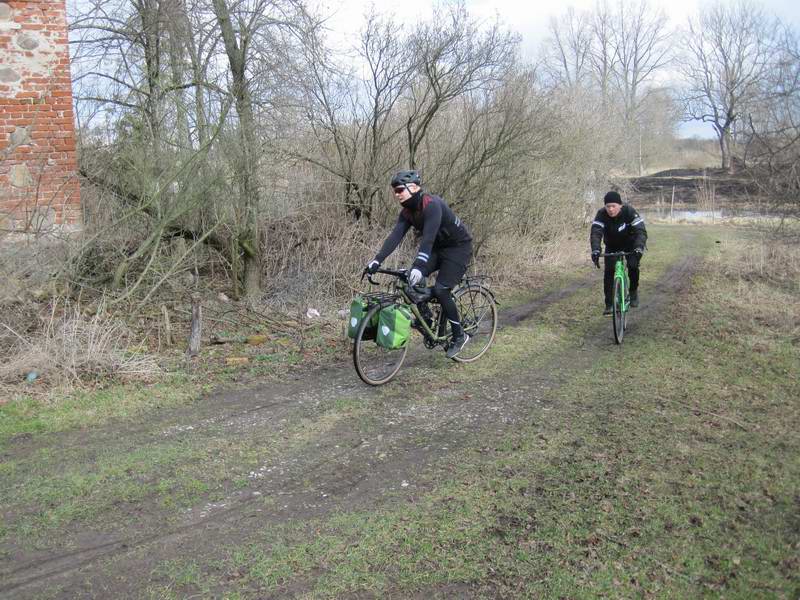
[604,251,641,306]
[421,242,472,329]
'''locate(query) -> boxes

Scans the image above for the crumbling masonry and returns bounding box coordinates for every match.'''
[0,0,80,232]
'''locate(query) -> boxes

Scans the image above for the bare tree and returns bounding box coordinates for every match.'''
[291,10,412,220]
[681,0,776,171]
[209,0,264,300]
[293,3,518,220]
[610,0,671,126]
[210,0,315,301]
[541,8,593,90]
[405,4,518,169]
[590,1,616,105]
[541,0,672,173]
[744,24,800,209]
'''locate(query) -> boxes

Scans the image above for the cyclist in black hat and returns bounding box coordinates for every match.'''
[590,190,648,315]
[364,170,473,358]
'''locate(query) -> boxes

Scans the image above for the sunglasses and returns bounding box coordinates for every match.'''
[392,186,407,194]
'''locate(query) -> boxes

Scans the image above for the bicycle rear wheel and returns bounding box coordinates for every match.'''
[451,285,498,362]
[353,304,408,385]
[612,278,625,344]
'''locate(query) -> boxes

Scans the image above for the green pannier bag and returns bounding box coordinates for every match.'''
[347,296,376,339]
[376,304,412,349]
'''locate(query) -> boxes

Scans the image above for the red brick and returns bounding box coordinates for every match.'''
[1,0,80,228]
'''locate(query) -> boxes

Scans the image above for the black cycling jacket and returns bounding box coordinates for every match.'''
[375,193,472,270]
[590,204,647,253]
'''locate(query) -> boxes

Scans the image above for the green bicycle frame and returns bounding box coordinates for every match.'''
[395,287,449,343]
[613,256,630,313]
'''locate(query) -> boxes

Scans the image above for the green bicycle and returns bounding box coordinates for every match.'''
[600,251,635,344]
[352,268,498,385]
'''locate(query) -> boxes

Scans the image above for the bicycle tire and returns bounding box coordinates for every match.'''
[352,304,408,385]
[612,277,625,344]
[451,284,498,363]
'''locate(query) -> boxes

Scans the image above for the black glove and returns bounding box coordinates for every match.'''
[633,247,644,256]
[591,252,600,268]
[364,259,380,275]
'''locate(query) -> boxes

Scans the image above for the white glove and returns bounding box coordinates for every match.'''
[408,268,423,286]
[365,259,380,275]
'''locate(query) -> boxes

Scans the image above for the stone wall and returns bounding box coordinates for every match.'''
[0,0,80,233]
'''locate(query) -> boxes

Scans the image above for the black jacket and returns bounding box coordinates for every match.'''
[375,193,472,270]
[590,204,647,253]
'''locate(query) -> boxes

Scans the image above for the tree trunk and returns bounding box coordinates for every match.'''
[716,124,730,172]
[211,0,263,302]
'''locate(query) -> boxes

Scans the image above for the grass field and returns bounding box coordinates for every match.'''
[1,224,798,599]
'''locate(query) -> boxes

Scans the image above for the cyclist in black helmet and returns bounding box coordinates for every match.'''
[364,170,473,358]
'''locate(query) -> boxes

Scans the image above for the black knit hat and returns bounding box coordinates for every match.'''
[604,191,622,205]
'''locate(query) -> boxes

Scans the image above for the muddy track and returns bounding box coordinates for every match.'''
[0,253,700,599]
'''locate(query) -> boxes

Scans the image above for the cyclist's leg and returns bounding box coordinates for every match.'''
[416,252,441,325]
[603,255,617,308]
[626,250,641,294]
[432,243,472,341]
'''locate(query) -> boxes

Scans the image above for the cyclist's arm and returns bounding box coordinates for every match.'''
[375,215,411,263]
[413,199,443,270]
[590,211,605,253]
[626,207,647,250]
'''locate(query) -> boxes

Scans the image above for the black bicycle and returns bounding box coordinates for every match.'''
[352,268,498,385]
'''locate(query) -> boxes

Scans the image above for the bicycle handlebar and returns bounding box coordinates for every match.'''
[362,267,408,286]
[598,251,637,258]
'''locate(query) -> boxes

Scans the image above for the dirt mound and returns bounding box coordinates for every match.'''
[628,168,759,206]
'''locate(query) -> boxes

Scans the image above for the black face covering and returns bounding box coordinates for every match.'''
[401,189,423,210]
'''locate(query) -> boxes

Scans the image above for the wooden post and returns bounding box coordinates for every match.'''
[186,267,201,359]
[711,184,716,224]
[670,185,675,222]
[187,294,202,358]
[161,304,172,347]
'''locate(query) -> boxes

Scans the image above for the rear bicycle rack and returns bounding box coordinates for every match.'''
[362,291,399,309]
[463,273,492,286]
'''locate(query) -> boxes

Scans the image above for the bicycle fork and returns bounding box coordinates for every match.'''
[615,261,628,312]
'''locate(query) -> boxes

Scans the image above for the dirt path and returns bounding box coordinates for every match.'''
[0,237,702,598]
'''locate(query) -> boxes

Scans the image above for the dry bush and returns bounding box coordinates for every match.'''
[695,176,717,212]
[259,203,418,312]
[479,231,585,290]
[257,175,589,311]
[0,299,160,387]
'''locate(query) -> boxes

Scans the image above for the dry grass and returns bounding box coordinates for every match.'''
[705,233,800,336]
[478,231,585,289]
[260,211,388,312]
[0,299,160,388]
[259,198,588,311]
[695,176,717,212]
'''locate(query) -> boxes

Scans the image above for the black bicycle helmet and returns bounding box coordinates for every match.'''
[390,170,421,187]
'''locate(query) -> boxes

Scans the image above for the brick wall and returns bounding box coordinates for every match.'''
[0,0,80,233]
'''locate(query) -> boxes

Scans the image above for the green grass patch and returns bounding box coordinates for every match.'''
[0,374,205,443]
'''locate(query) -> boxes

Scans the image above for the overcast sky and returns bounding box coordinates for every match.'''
[315,0,800,139]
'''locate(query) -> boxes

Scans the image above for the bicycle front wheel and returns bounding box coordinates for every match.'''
[352,304,408,385]
[452,285,498,363]
[612,278,625,344]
